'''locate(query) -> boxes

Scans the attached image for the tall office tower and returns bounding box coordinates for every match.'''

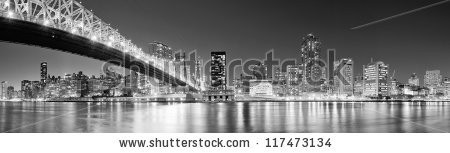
[21,80,32,99]
[286,65,303,95]
[1,81,7,100]
[194,56,204,89]
[362,61,389,97]
[40,62,48,88]
[442,77,450,96]
[211,51,227,90]
[353,75,364,96]
[333,58,354,96]
[300,34,321,64]
[327,49,336,86]
[273,67,287,96]
[408,73,420,87]
[424,70,442,94]
[300,34,325,89]
[148,42,173,60]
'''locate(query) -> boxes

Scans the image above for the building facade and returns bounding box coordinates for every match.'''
[211,51,227,90]
[363,61,389,98]
[333,58,354,96]
[40,62,47,88]
[249,80,273,96]
[148,42,174,60]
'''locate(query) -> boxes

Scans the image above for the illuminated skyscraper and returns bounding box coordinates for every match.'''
[211,51,226,90]
[194,56,205,90]
[40,62,47,88]
[327,49,336,86]
[1,81,7,100]
[363,61,389,97]
[300,34,321,64]
[333,58,354,96]
[286,65,302,95]
[300,34,325,90]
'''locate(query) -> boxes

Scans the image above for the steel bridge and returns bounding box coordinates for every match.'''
[0,0,199,92]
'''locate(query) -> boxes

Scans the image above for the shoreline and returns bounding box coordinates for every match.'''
[2,99,450,103]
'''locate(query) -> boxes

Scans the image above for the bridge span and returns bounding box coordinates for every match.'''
[0,0,199,92]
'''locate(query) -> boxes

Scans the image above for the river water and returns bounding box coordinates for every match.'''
[0,101,449,133]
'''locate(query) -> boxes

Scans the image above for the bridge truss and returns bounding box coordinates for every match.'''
[0,0,197,90]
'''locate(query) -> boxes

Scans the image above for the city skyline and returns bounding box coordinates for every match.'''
[1,0,450,89]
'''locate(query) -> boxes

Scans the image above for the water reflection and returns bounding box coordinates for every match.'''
[0,101,449,133]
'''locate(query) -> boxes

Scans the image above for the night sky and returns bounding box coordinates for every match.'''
[1,0,449,89]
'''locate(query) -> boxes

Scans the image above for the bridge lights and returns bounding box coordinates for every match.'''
[91,36,97,41]
[43,20,50,26]
[107,41,113,47]
[5,1,10,7]
[108,35,115,42]
[71,28,77,34]
[7,11,14,18]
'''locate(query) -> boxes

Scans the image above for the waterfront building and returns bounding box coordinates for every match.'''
[211,51,227,90]
[273,67,288,96]
[1,81,7,100]
[363,61,389,98]
[333,58,354,96]
[6,86,14,99]
[424,70,442,94]
[249,80,273,96]
[286,65,302,95]
[441,77,450,96]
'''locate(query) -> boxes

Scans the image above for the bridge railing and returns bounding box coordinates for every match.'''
[0,0,196,89]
